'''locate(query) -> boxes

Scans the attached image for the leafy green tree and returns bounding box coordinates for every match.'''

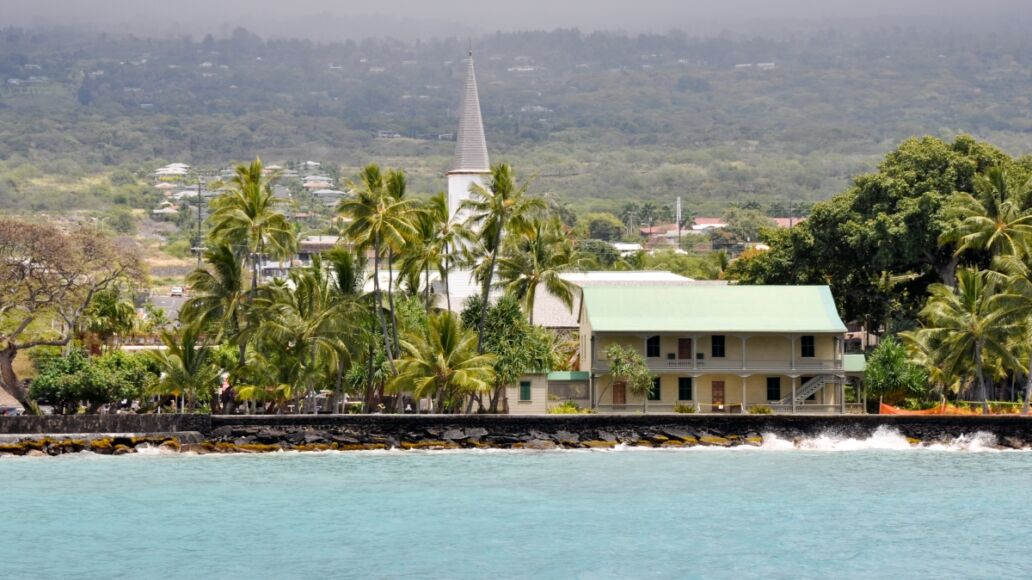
[728,136,1012,333]
[461,294,552,413]
[496,217,581,324]
[30,349,157,413]
[389,311,496,413]
[605,344,654,412]
[462,163,546,351]
[577,239,619,268]
[864,336,929,406]
[209,158,297,292]
[583,212,625,241]
[721,206,775,245]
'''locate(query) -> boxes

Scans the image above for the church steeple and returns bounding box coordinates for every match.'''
[447,50,491,221]
[450,50,490,174]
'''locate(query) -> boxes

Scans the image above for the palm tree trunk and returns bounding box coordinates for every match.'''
[527,285,536,325]
[425,263,431,309]
[372,237,397,374]
[476,237,501,353]
[444,251,452,312]
[974,341,990,414]
[1023,351,1032,415]
[387,248,400,355]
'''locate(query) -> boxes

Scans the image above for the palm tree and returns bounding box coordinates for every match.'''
[941,167,1032,258]
[148,324,221,412]
[338,164,416,372]
[639,202,658,235]
[914,268,1020,413]
[81,288,137,350]
[461,163,546,350]
[181,243,247,337]
[250,258,356,413]
[496,217,581,324]
[400,193,468,311]
[389,311,496,413]
[209,158,297,294]
[180,243,249,408]
[988,254,1032,414]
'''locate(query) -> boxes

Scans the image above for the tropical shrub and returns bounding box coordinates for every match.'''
[548,400,592,414]
[748,405,773,415]
[673,403,697,414]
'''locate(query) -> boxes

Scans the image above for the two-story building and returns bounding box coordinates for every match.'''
[578,285,863,414]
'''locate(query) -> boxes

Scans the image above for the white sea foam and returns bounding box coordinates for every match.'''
[758,426,1014,452]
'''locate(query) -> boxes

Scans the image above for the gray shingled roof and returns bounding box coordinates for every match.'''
[450,52,491,173]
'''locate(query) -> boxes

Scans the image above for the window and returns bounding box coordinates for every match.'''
[519,381,532,402]
[711,335,726,358]
[801,335,815,358]
[649,377,662,401]
[646,335,661,358]
[766,377,781,401]
[678,377,693,401]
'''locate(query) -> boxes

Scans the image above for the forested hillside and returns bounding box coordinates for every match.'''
[1,26,1030,214]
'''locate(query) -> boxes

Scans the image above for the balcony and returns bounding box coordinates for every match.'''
[591,358,842,374]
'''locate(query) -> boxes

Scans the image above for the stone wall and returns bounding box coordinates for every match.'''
[1,414,1031,453]
[0,413,211,435]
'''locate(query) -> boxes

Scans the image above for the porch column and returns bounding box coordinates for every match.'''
[740,335,748,370]
[691,335,698,371]
[839,378,846,414]
[741,375,748,414]
[791,376,798,414]
[790,336,796,371]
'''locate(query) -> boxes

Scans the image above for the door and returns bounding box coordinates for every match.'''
[612,381,626,406]
[678,338,693,360]
[711,381,725,412]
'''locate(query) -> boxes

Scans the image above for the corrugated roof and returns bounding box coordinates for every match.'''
[582,285,847,333]
[843,353,866,373]
[450,52,490,173]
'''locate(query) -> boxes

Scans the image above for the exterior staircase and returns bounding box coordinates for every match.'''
[778,375,833,406]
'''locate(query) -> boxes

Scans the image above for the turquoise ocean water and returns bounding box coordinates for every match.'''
[2,429,1031,579]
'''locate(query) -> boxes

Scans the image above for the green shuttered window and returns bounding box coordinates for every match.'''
[678,377,693,401]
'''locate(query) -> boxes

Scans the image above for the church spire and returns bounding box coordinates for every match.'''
[450,50,490,173]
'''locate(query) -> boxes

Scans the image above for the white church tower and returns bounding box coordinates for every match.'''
[447,50,491,222]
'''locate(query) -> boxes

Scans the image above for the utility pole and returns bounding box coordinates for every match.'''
[676,196,682,248]
[195,176,204,266]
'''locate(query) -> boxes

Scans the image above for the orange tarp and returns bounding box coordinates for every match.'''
[879,402,983,415]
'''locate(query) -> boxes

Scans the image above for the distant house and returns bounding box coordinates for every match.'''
[297,235,341,265]
[312,189,346,207]
[151,204,180,221]
[611,242,643,256]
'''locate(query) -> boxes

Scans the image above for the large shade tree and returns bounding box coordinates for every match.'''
[0,219,142,409]
[728,136,1013,334]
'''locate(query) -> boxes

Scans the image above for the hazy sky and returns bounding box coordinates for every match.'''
[5,0,1031,40]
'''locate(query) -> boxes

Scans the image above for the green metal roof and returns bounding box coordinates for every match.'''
[843,354,866,373]
[582,285,848,334]
[547,371,590,381]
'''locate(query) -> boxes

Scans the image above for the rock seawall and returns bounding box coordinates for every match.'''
[1,414,1030,456]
